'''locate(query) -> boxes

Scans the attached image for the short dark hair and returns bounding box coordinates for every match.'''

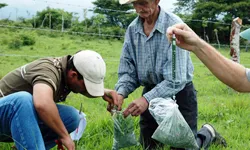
[67,55,83,80]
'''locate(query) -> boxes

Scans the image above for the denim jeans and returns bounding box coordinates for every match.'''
[139,82,213,150]
[0,91,80,150]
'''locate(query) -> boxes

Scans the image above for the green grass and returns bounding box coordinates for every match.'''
[1,28,250,149]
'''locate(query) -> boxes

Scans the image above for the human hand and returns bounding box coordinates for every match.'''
[58,136,75,150]
[102,89,118,106]
[107,94,124,112]
[166,23,204,52]
[123,97,148,117]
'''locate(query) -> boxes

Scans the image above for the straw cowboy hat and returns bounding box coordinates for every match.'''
[119,0,137,4]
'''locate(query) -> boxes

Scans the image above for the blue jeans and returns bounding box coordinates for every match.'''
[0,91,80,150]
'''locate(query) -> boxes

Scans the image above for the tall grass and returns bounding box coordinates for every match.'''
[0,28,250,149]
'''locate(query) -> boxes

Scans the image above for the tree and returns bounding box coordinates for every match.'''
[202,17,209,42]
[193,0,250,24]
[33,7,74,29]
[222,1,250,24]
[194,0,250,44]
[0,3,7,9]
[174,0,250,44]
[175,0,250,25]
[92,14,106,36]
[92,0,137,28]
[174,0,196,14]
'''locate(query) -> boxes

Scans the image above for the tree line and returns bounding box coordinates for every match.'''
[0,0,249,44]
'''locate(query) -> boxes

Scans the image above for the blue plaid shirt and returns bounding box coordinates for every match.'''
[115,7,194,102]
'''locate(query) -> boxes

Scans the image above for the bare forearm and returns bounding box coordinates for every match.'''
[33,83,69,138]
[35,102,69,138]
[193,39,250,92]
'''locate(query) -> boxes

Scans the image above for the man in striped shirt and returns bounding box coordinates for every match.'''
[114,0,227,149]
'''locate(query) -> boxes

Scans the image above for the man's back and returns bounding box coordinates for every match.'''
[0,56,70,102]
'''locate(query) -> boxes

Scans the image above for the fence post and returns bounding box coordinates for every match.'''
[33,15,36,28]
[41,14,47,28]
[230,17,242,63]
[214,29,220,49]
[61,14,64,32]
[49,13,51,30]
[83,8,87,31]
[246,41,250,52]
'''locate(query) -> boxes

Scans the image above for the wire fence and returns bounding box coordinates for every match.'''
[1,1,249,49]
[0,22,249,53]
[0,53,121,62]
[0,24,124,38]
[2,5,249,27]
[2,52,250,67]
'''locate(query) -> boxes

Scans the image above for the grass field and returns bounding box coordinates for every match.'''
[0,28,250,149]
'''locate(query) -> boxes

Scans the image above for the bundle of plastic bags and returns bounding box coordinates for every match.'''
[112,111,138,150]
[70,111,87,141]
[149,98,199,149]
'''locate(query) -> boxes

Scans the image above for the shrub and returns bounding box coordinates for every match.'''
[1,37,10,45]
[8,31,36,49]
[8,36,22,49]
[48,32,60,38]
[19,32,36,46]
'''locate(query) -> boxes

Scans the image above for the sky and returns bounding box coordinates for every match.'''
[0,0,177,20]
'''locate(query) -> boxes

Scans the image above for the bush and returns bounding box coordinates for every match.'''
[8,31,36,49]
[8,36,22,49]
[0,29,10,45]
[48,32,60,38]
[101,26,125,40]
[36,30,48,36]
[1,38,9,45]
[13,22,33,28]
[19,32,36,46]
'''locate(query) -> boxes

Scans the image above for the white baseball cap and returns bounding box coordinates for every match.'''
[119,0,137,4]
[240,28,250,40]
[73,50,106,97]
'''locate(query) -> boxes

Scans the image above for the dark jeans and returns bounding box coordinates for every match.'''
[140,82,198,150]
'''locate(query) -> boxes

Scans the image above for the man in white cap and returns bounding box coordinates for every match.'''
[113,0,226,149]
[0,50,118,150]
[167,23,250,93]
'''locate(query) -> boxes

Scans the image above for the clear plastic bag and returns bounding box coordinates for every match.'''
[70,112,87,141]
[149,98,199,149]
[112,111,138,150]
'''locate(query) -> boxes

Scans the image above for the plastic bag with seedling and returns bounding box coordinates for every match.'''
[112,107,138,150]
[149,98,199,149]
